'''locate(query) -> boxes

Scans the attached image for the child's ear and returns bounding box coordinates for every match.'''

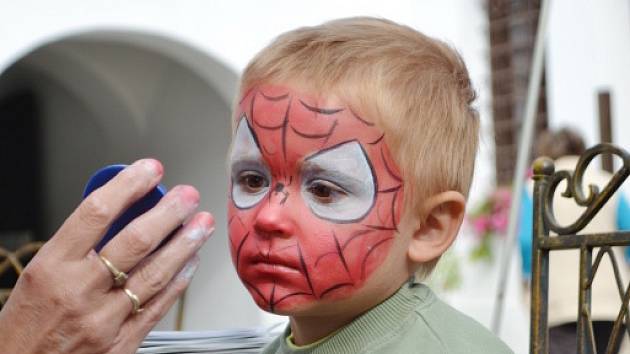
[407,191,466,263]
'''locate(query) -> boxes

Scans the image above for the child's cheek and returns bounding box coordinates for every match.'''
[227,200,251,273]
[299,222,397,298]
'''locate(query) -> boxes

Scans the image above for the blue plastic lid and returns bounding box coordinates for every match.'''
[83,164,167,252]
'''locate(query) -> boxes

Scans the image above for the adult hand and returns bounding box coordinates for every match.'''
[0,159,214,354]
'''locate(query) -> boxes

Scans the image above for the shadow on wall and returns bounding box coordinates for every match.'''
[0,30,261,331]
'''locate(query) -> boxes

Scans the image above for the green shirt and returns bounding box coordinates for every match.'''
[261,282,513,354]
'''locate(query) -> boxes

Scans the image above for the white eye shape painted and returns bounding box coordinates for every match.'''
[230,116,271,209]
[301,141,376,223]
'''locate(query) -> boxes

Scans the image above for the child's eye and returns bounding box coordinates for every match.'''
[307,180,347,203]
[237,171,269,194]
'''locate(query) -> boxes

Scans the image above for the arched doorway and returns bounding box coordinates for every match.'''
[0,30,262,331]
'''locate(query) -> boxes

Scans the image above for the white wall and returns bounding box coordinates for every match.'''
[547,0,630,157]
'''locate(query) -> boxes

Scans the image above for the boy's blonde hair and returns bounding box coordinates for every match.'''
[236,17,479,274]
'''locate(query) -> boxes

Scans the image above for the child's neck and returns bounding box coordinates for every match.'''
[286,272,411,345]
[287,280,404,346]
[288,312,357,346]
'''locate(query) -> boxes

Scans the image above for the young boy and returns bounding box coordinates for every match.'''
[227,17,513,353]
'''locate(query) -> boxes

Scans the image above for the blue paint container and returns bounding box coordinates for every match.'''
[83,164,167,252]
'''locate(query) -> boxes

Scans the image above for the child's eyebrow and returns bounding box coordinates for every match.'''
[299,99,345,115]
[301,162,364,188]
[229,157,268,172]
[260,91,290,102]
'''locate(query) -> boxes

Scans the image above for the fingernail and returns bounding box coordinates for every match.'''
[176,185,200,209]
[140,159,162,176]
[178,256,200,281]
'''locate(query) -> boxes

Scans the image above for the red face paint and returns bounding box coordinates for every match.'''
[228,85,404,313]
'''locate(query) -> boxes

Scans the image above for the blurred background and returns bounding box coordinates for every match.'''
[0,1,629,353]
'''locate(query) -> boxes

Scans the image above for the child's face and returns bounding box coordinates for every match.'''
[228,84,404,314]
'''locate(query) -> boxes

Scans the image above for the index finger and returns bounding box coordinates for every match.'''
[50,159,164,259]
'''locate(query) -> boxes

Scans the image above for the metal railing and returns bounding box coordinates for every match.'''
[531,143,630,354]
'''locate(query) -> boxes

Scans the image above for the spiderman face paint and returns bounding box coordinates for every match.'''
[228,85,404,313]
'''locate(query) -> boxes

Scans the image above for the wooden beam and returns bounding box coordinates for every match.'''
[598,91,613,172]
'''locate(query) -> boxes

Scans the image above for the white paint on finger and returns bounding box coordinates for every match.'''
[177,256,200,281]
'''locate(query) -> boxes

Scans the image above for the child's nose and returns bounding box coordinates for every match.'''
[254,187,295,237]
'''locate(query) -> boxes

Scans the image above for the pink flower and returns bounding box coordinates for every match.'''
[490,212,509,234]
[471,216,490,235]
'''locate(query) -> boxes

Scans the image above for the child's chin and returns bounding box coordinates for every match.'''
[243,278,357,315]
[248,294,318,315]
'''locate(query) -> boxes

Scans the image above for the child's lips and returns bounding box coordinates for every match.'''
[249,253,301,273]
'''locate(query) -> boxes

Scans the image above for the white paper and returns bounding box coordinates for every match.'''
[137,324,284,354]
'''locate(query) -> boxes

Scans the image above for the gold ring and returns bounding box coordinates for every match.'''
[98,255,128,287]
[123,288,144,315]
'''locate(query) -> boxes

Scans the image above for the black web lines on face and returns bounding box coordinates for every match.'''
[250,241,317,313]
[229,214,250,276]
[251,91,291,161]
[230,117,272,210]
[273,182,289,205]
[361,145,402,232]
[290,99,343,148]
